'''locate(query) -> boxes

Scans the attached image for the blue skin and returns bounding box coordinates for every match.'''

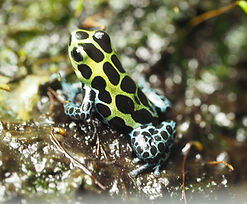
[63,81,176,177]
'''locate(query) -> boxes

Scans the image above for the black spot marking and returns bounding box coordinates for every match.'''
[71,47,83,62]
[137,146,142,154]
[89,90,96,101]
[143,152,149,159]
[158,143,165,152]
[115,95,134,114]
[132,109,153,124]
[120,76,136,93]
[138,88,149,107]
[131,138,135,145]
[103,62,120,85]
[140,125,148,129]
[69,107,74,115]
[96,103,111,117]
[149,128,155,134]
[166,125,173,134]
[92,76,106,90]
[111,54,125,73]
[78,64,92,79]
[142,131,150,137]
[75,31,89,40]
[93,31,112,53]
[161,131,168,140]
[76,109,81,113]
[80,113,85,119]
[151,146,157,155]
[133,131,140,136]
[79,43,104,63]
[156,123,164,129]
[108,116,133,133]
[155,136,161,141]
[154,130,159,134]
[99,90,112,104]
[84,103,91,111]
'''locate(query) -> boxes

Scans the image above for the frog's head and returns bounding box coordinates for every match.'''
[68,29,113,84]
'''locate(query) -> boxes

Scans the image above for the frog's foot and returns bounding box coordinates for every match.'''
[133,157,142,164]
[129,120,176,176]
[64,102,92,120]
[130,158,164,177]
[153,163,161,177]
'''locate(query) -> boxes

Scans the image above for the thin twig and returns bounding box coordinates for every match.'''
[47,91,55,112]
[0,84,10,92]
[188,1,239,28]
[181,141,234,204]
[48,87,67,105]
[182,143,192,204]
[50,128,106,190]
[206,160,234,171]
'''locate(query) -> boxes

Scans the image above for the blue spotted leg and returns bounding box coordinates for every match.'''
[137,76,171,114]
[129,120,176,177]
[141,87,171,113]
[64,83,95,120]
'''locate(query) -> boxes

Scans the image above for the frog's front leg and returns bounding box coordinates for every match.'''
[141,87,171,113]
[64,84,95,120]
[129,120,176,177]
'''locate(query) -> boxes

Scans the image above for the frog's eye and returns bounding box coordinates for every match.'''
[93,31,112,54]
[71,47,83,62]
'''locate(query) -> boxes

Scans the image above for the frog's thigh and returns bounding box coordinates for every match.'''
[64,84,95,120]
[141,87,171,113]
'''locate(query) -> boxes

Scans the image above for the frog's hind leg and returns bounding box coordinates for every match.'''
[64,84,95,120]
[129,120,176,177]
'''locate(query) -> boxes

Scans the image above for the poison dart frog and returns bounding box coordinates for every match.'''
[64,29,176,177]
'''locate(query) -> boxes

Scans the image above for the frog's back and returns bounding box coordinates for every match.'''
[68,29,158,132]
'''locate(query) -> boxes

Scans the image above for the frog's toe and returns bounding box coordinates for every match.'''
[153,164,161,177]
[133,157,142,164]
[129,163,150,177]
